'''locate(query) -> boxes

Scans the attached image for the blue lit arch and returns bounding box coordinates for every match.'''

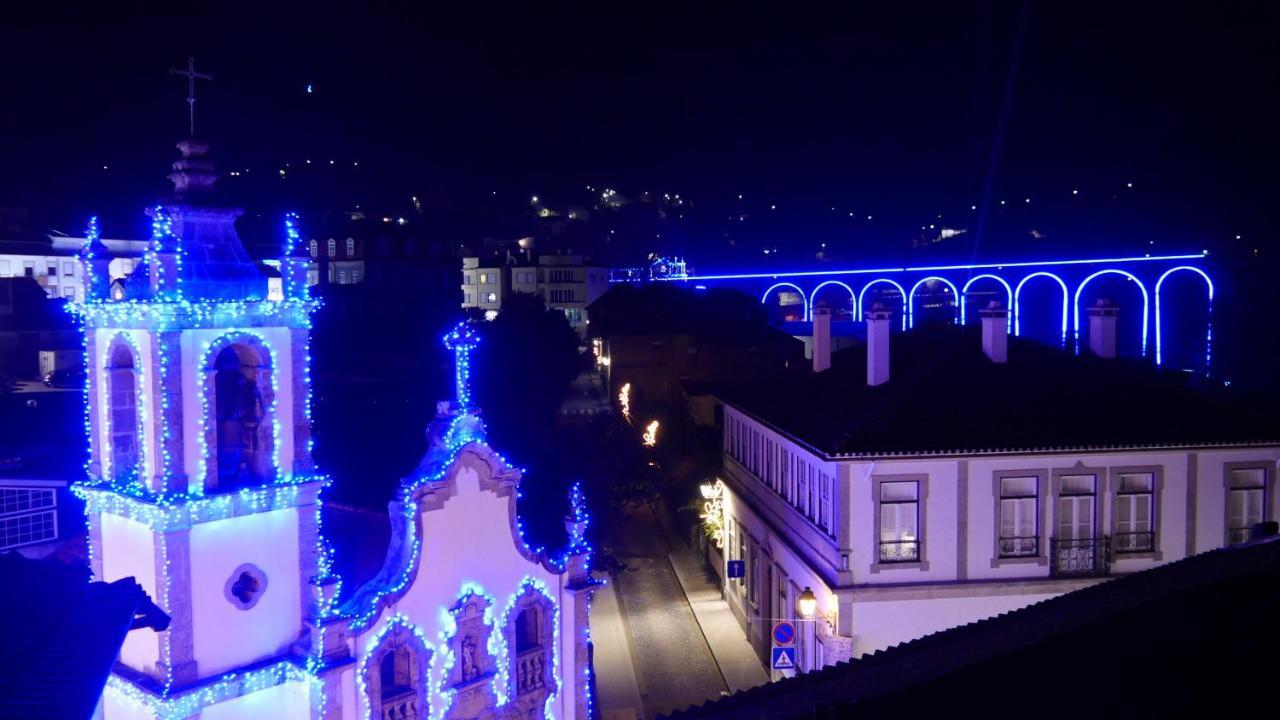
[960,274,1013,331]
[1014,272,1069,347]
[907,276,959,329]
[808,280,857,320]
[857,279,907,331]
[1073,270,1150,356]
[761,282,809,321]
[1155,266,1214,369]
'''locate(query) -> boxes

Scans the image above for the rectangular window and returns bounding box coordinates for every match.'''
[1057,474,1096,541]
[63,261,75,276]
[1115,472,1155,552]
[47,262,57,276]
[346,238,355,256]
[62,287,76,300]
[820,472,832,532]
[999,476,1039,557]
[480,273,490,284]
[1228,468,1267,544]
[24,261,35,277]
[0,487,58,551]
[878,481,919,562]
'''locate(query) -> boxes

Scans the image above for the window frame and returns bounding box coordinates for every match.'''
[1224,463,1273,545]
[870,474,929,572]
[1109,466,1162,558]
[991,470,1047,567]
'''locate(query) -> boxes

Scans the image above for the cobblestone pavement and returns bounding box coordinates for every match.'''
[609,503,728,719]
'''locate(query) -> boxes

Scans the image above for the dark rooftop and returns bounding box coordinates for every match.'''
[715,325,1280,457]
[667,531,1280,719]
[0,552,168,719]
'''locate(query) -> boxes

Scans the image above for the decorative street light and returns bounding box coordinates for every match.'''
[797,586,817,620]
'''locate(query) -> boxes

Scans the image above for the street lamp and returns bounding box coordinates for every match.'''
[797,586,817,620]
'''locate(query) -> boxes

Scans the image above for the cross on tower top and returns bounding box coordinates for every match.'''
[442,322,481,409]
[169,57,214,138]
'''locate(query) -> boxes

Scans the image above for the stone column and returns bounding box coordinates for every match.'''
[290,327,314,475]
[154,331,188,493]
[85,332,103,480]
[155,527,198,688]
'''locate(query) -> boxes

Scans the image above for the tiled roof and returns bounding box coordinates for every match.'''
[715,326,1280,456]
[667,533,1280,719]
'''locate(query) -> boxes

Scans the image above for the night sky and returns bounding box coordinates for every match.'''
[2,5,1277,263]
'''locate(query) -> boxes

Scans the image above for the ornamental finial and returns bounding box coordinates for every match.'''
[443,322,480,409]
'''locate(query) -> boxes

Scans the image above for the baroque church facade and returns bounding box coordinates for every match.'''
[75,138,596,719]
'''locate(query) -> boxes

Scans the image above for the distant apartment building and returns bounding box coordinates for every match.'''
[706,307,1280,676]
[461,253,610,334]
[0,234,147,302]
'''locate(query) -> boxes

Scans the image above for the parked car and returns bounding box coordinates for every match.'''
[43,367,86,389]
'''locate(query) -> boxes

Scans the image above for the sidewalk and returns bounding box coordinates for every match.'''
[590,573,644,720]
[659,511,769,694]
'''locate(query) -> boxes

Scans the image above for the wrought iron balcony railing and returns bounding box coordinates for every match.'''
[998,536,1040,558]
[878,540,920,563]
[1050,536,1111,577]
[1114,531,1156,553]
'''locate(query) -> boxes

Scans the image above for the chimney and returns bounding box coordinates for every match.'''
[812,306,832,373]
[1087,299,1119,359]
[865,303,892,386]
[980,301,1009,364]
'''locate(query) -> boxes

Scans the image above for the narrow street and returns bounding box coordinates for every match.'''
[592,502,766,720]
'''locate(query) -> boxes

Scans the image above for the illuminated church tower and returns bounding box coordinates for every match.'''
[77,81,594,720]
[76,138,332,717]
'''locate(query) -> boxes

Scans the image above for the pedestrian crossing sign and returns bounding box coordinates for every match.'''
[771,646,796,670]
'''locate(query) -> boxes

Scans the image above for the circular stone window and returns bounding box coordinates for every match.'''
[224,563,269,610]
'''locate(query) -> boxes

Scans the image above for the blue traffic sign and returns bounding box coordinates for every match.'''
[727,560,745,578]
[772,621,796,645]
[771,646,796,671]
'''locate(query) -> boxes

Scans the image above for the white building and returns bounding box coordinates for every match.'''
[77,138,596,719]
[461,254,610,334]
[708,305,1280,673]
[0,233,146,302]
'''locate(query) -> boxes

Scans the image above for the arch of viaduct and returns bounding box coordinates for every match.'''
[651,253,1213,368]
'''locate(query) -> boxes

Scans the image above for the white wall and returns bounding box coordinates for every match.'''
[848,591,1061,657]
[101,513,159,675]
[189,508,302,677]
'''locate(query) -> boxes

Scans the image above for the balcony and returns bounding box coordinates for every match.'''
[998,536,1040,559]
[1050,536,1111,578]
[1114,531,1156,554]
[878,540,920,563]
[515,648,547,696]
[379,687,419,720]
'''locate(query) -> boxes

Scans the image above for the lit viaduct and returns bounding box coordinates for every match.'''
[639,253,1214,370]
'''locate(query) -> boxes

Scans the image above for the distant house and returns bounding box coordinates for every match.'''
[461,252,610,336]
[587,283,805,411]
[705,308,1280,675]
[0,276,78,377]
